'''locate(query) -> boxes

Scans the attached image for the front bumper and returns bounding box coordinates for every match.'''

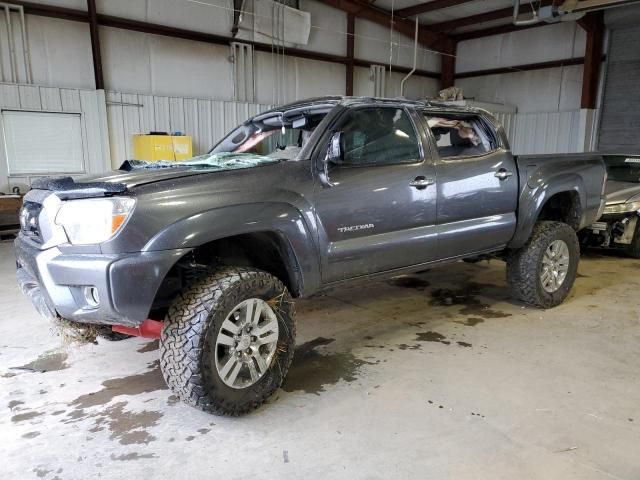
[584,212,638,248]
[14,234,188,326]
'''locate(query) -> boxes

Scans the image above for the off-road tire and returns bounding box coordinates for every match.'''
[626,217,640,259]
[507,221,579,308]
[160,267,296,416]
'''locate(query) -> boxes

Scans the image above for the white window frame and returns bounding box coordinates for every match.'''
[2,109,86,177]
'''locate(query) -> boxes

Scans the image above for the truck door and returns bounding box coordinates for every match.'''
[421,111,518,259]
[313,106,438,284]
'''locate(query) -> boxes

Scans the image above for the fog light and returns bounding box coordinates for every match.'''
[83,286,100,308]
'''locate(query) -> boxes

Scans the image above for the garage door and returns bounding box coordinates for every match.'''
[598,24,640,153]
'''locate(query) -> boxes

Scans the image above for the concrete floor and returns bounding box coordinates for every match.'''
[1,241,639,480]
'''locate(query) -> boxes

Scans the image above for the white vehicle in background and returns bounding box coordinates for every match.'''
[581,155,640,257]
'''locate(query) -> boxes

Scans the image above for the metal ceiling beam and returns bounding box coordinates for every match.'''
[580,11,604,108]
[346,13,355,95]
[452,21,549,41]
[317,0,448,48]
[440,38,456,89]
[456,57,588,78]
[394,0,475,18]
[87,0,104,90]
[11,0,87,22]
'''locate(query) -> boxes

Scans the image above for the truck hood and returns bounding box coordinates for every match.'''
[605,181,640,204]
[81,167,204,189]
[81,153,283,190]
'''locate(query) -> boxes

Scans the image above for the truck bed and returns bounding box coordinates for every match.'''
[509,153,606,248]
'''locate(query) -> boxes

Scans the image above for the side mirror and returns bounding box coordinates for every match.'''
[327,132,343,164]
[319,132,342,188]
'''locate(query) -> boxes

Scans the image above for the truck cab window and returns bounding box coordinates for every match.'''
[339,107,420,166]
[425,114,497,159]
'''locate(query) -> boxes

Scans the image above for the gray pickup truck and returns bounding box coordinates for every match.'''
[15,96,606,415]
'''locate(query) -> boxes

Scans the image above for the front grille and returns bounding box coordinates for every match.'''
[19,201,43,243]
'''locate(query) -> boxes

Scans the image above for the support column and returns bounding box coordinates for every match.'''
[346,13,355,96]
[440,38,456,90]
[579,11,604,109]
[87,0,104,90]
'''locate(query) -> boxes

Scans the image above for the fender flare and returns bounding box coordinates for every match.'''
[509,173,586,249]
[141,202,321,295]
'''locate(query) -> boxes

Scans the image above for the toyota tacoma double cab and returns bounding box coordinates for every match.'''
[15,96,606,415]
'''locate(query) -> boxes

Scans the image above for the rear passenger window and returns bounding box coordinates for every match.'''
[425,114,498,159]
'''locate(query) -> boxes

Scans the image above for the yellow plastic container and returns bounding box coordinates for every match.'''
[133,134,193,162]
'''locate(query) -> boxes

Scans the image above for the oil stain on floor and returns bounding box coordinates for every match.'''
[11,410,44,423]
[282,337,375,395]
[387,276,431,291]
[414,331,472,348]
[57,361,167,445]
[455,317,485,327]
[430,284,512,319]
[14,350,69,373]
[68,360,167,410]
[415,331,451,345]
[86,401,163,445]
[111,452,158,461]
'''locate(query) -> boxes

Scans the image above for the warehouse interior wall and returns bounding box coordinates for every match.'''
[456,22,586,113]
[454,22,597,154]
[0,0,605,191]
[18,0,440,103]
[0,1,592,109]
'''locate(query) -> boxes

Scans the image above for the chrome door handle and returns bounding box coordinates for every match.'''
[409,176,435,189]
[494,169,513,180]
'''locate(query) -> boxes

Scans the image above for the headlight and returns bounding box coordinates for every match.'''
[55,197,136,245]
[603,201,640,215]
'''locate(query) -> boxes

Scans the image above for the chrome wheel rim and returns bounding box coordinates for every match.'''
[214,298,279,389]
[540,239,570,293]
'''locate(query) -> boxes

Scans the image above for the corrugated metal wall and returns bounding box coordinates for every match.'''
[0,83,110,193]
[511,110,583,154]
[445,100,587,155]
[106,91,273,167]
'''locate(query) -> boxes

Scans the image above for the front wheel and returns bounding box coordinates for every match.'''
[507,221,579,308]
[160,267,296,415]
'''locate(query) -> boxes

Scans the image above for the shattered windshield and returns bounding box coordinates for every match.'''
[605,156,640,183]
[119,153,277,172]
[182,152,278,169]
[120,105,331,172]
[210,108,329,161]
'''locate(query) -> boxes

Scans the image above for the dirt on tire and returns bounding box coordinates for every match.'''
[160,267,296,416]
[507,221,579,308]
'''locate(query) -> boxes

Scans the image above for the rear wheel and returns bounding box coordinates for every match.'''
[160,267,296,415]
[507,221,579,308]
